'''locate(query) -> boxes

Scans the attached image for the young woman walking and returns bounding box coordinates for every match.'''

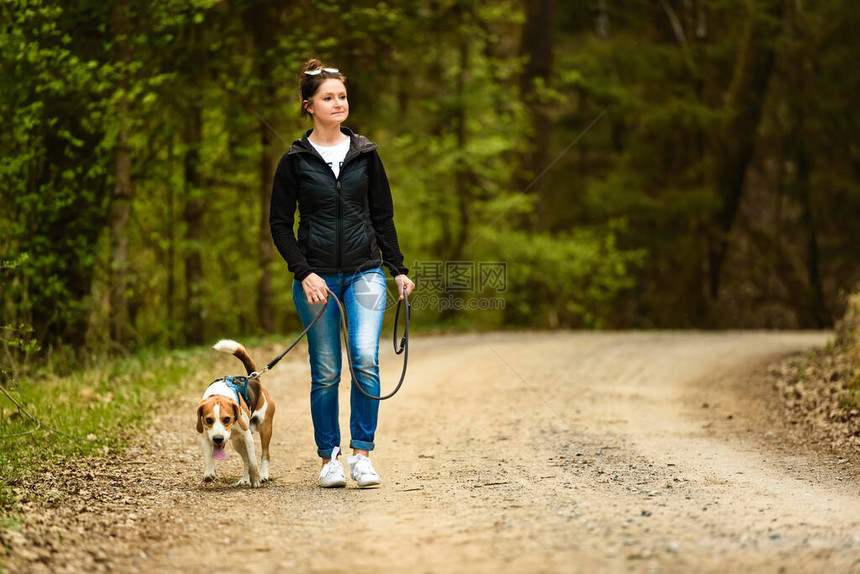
[270,59,414,488]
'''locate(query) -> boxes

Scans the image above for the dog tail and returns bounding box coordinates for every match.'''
[212,339,258,375]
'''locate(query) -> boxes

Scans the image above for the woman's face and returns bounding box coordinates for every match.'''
[305,79,349,127]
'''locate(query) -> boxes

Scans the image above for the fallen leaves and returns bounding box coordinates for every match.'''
[770,343,860,456]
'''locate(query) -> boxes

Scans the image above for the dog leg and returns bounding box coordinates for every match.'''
[201,436,216,482]
[234,432,261,488]
[259,417,273,483]
[233,435,251,486]
[259,449,270,482]
[245,431,262,488]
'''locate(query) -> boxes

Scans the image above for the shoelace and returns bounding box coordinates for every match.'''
[351,455,376,477]
[319,446,341,481]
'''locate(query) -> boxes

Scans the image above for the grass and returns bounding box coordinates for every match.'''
[0,345,214,509]
[0,515,21,531]
[835,292,860,410]
[842,373,860,411]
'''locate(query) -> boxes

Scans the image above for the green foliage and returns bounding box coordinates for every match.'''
[1,326,40,357]
[0,0,115,352]
[487,223,645,328]
[3,0,860,367]
[0,256,40,381]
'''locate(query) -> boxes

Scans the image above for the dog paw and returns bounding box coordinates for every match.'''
[203,473,216,482]
[236,477,250,487]
[250,479,261,488]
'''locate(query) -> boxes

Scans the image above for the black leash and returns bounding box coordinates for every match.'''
[327,286,410,400]
[248,286,410,401]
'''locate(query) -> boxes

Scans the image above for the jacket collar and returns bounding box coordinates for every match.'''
[287,126,377,156]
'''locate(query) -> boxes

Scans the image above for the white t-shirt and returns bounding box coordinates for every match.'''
[309,137,350,178]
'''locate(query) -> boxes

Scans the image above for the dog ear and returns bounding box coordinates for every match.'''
[234,402,248,431]
[196,403,205,433]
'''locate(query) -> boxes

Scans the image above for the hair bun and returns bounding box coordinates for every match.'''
[300,58,324,75]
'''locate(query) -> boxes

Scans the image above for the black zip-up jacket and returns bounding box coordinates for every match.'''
[270,128,408,282]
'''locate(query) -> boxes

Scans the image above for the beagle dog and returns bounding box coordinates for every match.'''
[197,340,275,487]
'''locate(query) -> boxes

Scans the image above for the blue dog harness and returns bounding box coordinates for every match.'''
[224,375,250,407]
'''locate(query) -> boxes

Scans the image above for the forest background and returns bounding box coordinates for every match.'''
[2,0,859,374]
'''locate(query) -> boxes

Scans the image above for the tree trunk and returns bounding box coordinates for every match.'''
[109,2,132,347]
[795,136,828,327]
[452,28,472,262]
[784,0,828,327]
[183,108,205,345]
[242,3,280,335]
[426,3,453,259]
[591,0,610,37]
[438,3,475,321]
[516,0,555,232]
[707,0,783,300]
[257,99,276,333]
[166,137,177,347]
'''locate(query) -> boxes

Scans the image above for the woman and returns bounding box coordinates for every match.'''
[270,59,414,488]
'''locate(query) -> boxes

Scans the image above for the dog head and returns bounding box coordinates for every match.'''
[196,395,248,444]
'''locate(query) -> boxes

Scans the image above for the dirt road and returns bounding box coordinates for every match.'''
[7,331,860,573]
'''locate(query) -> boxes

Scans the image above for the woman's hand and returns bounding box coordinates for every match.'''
[301,273,328,304]
[394,274,415,300]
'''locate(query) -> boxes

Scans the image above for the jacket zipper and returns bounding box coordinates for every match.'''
[298,143,366,273]
[336,179,342,272]
[334,149,362,273]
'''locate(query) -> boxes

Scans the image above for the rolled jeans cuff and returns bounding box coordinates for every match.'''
[318,446,340,459]
[350,439,375,452]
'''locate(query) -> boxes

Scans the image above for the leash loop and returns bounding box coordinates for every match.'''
[393,293,409,356]
[325,286,409,401]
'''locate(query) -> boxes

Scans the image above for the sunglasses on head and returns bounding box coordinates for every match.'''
[304,67,339,76]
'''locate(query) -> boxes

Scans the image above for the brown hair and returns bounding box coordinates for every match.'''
[299,58,348,118]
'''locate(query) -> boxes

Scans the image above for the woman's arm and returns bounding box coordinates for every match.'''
[270,155,313,281]
[367,151,409,278]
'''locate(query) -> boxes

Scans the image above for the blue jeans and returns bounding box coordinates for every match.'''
[292,266,386,458]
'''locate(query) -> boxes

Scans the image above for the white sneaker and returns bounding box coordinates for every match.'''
[318,447,346,488]
[347,453,381,487]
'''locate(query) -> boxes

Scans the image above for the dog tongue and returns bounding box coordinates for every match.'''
[213,444,227,460]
